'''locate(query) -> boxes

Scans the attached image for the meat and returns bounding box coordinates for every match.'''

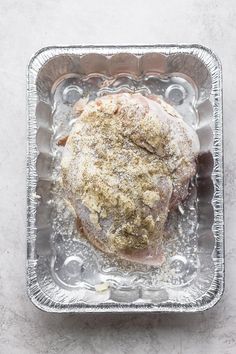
[61,93,199,265]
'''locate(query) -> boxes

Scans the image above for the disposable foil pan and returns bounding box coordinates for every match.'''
[27,45,224,313]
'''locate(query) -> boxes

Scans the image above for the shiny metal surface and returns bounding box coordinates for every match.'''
[27,45,224,312]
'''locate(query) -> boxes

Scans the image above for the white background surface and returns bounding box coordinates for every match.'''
[0,0,235,353]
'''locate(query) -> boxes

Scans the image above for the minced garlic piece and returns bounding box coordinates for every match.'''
[95,282,109,292]
[89,213,101,230]
[143,190,160,208]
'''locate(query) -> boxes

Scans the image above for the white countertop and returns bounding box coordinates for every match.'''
[0,0,235,353]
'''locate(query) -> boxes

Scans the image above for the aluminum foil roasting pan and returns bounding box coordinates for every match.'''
[27,45,224,313]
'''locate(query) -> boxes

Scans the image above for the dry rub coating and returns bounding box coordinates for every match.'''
[61,93,199,265]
